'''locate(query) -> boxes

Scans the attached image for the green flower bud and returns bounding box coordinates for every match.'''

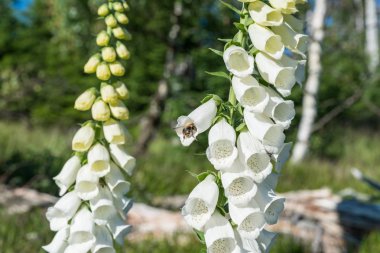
[92,99,111,122]
[102,47,117,63]
[112,27,132,40]
[123,2,129,10]
[101,83,119,104]
[112,2,125,12]
[96,62,112,81]
[98,3,109,17]
[109,61,125,77]
[116,41,130,60]
[84,54,101,74]
[105,14,118,28]
[113,81,129,100]
[110,100,129,120]
[74,88,97,111]
[96,31,110,47]
[115,12,129,25]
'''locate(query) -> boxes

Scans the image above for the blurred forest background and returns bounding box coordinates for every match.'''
[0,0,380,252]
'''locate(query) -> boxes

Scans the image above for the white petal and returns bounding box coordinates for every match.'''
[103,119,126,145]
[75,164,99,201]
[257,230,277,253]
[114,196,133,214]
[295,59,306,85]
[107,213,132,245]
[208,119,236,144]
[54,156,81,196]
[232,76,269,113]
[42,227,69,253]
[88,143,111,177]
[284,14,304,33]
[248,1,283,26]
[248,24,284,60]
[269,0,298,14]
[68,207,96,253]
[254,184,285,225]
[105,162,131,197]
[273,142,292,172]
[220,154,247,173]
[190,99,218,134]
[109,144,136,176]
[234,229,261,253]
[223,46,254,78]
[204,212,236,252]
[90,187,117,225]
[272,22,308,53]
[182,175,219,231]
[72,125,95,152]
[92,225,116,253]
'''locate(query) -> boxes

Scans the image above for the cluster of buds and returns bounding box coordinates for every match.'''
[43,1,135,253]
[175,0,308,252]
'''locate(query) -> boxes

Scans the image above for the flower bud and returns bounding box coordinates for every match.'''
[116,41,130,60]
[112,27,132,40]
[92,99,111,122]
[113,81,129,100]
[115,12,129,25]
[101,83,119,104]
[123,2,129,10]
[101,47,117,63]
[109,61,126,77]
[72,125,95,152]
[103,119,126,144]
[96,31,110,47]
[74,88,97,111]
[110,100,129,120]
[96,62,112,81]
[97,3,109,17]
[84,54,101,74]
[113,2,125,12]
[105,14,118,28]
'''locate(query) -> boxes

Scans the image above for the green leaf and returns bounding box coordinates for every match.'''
[186,170,199,179]
[194,229,206,244]
[233,22,246,32]
[218,38,232,43]
[236,122,247,132]
[219,0,241,15]
[196,171,210,182]
[208,48,223,57]
[205,71,230,80]
[201,94,214,104]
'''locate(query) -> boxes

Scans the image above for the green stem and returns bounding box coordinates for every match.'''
[228,86,236,106]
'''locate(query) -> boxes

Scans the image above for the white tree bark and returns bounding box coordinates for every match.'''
[365,0,379,73]
[291,0,327,163]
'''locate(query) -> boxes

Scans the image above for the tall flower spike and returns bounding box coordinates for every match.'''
[44,1,136,252]
[175,0,308,251]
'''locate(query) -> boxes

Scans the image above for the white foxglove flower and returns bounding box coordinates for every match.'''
[204,212,238,253]
[272,22,308,53]
[54,156,81,196]
[42,227,69,253]
[101,83,119,104]
[84,54,101,74]
[88,143,111,177]
[237,131,272,183]
[255,52,296,97]
[263,87,295,129]
[90,187,117,226]
[46,191,81,231]
[234,229,261,253]
[74,88,97,111]
[221,167,257,206]
[206,119,238,170]
[105,163,131,197]
[66,207,96,253]
[248,24,284,60]
[232,76,269,113]
[223,46,254,78]
[109,99,129,120]
[92,225,115,253]
[273,142,292,172]
[75,164,99,200]
[229,202,266,240]
[284,14,304,33]
[248,1,283,26]
[244,110,285,154]
[92,99,111,122]
[103,119,126,144]
[107,213,132,245]
[114,196,133,213]
[181,175,219,231]
[109,144,136,176]
[175,99,217,146]
[279,55,306,85]
[257,230,277,253]
[269,0,298,14]
[72,125,95,152]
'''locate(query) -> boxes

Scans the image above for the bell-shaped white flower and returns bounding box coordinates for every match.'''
[204,211,238,253]
[221,166,257,206]
[92,99,111,122]
[105,162,131,197]
[273,142,292,172]
[223,46,254,78]
[74,88,97,111]
[181,175,219,231]
[272,22,308,54]
[263,87,295,129]
[54,156,81,196]
[284,14,304,33]
[75,164,99,200]
[66,207,96,253]
[92,225,116,253]
[103,119,126,145]
[114,196,133,213]
[88,143,111,177]
[234,229,261,253]
[175,99,217,146]
[237,131,272,183]
[269,0,298,14]
[257,229,277,253]
[232,76,269,113]
[248,1,283,26]
[72,125,95,152]
[248,24,284,60]
[109,144,136,176]
[255,52,296,97]
[42,227,69,253]
[46,191,81,231]
[107,212,132,245]
[254,182,285,225]
[279,55,306,85]
[206,119,238,170]
[229,202,266,240]
[244,110,285,154]
[90,187,117,226]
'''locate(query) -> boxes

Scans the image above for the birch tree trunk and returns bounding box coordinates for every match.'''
[291,0,327,163]
[365,0,379,73]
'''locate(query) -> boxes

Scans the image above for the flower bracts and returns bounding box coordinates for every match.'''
[176,0,308,252]
[44,1,135,253]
